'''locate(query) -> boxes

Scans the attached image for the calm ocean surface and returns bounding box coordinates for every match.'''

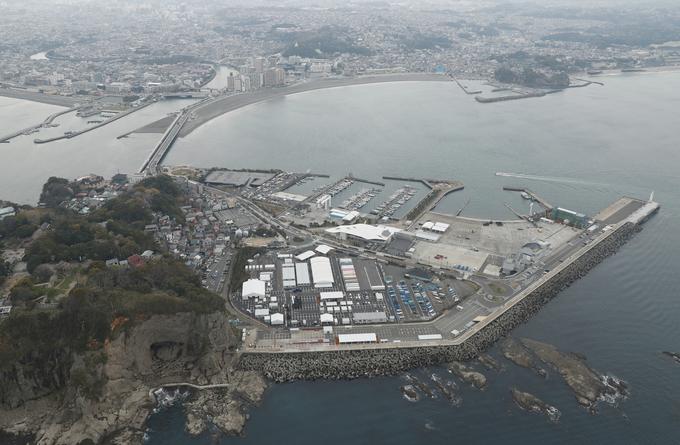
[1,73,679,444]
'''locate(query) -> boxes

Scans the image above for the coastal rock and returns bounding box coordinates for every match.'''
[400,385,419,402]
[405,374,435,398]
[662,351,680,364]
[0,311,240,445]
[477,353,502,371]
[510,388,561,422]
[430,374,462,406]
[520,338,628,411]
[182,371,267,438]
[501,338,547,377]
[448,362,487,389]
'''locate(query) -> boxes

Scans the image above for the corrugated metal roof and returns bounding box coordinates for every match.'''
[338,333,377,343]
[311,256,334,288]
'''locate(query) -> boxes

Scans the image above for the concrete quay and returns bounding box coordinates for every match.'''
[238,205,654,381]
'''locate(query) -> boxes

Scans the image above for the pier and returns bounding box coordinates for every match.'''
[405,180,464,222]
[350,176,385,187]
[475,92,548,103]
[452,77,482,95]
[382,176,433,189]
[502,186,554,210]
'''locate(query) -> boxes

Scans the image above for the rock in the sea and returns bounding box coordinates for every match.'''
[477,354,502,371]
[520,338,628,411]
[182,371,268,437]
[431,374,462,406]
[510,388,561,422]
[662,351,680,364]
[448,362,487,389]
[405,374,435,398]
[401,385,419,402]
[501,338,547,377]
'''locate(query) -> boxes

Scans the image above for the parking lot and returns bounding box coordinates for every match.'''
[235,252,476,328]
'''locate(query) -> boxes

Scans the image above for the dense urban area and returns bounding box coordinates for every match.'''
[2,0,680,100]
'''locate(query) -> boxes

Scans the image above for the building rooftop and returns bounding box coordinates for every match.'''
[325,224,402,242]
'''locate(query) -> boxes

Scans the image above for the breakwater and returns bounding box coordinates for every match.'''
[34,100,154,144]
[239,222,641,382]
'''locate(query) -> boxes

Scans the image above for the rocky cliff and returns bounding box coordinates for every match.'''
[0,311,239,445]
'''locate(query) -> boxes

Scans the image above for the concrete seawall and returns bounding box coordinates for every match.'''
[238,222,641,382]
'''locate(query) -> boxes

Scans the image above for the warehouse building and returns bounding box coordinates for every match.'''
[320,291,344,301]
[337,333,378,344]
[311,257,335,288]
[281,262,296,288]
[353,311,388,324]
[242,279,266,300]
[270,313,284,326]
[295,262,311,286]
[551,207,589,228]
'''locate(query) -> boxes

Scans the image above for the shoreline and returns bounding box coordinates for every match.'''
[0,87,79,108]
[239,222,643,380]
[177,73,450,137]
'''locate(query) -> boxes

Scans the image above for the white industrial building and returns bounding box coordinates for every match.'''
[254,308,270,318]
[242,279,266,300]
[353,311,388,324]
[311,257,335,288]
[320,313,334,325]
[320,291,344,301]
[270,313,284,325]
[295,250,316,261]
[422,221,450,233]
[337,333,378,344]
[281,263,296,288]
[295,262,311,286]
[325,224,402,243]
[315,244,333,255]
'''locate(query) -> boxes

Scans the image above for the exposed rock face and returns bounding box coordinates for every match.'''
[511,388,561,422]
[0,312,239,445]
[182,371,268,437]
[448,361,487,389]
[520,338,628,411]
[501,338,547,377]
[0,349,72,410]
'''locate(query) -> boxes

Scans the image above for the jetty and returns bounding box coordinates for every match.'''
[502,186,554,210]
[0,107,77,143]
[34,101,155,144]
